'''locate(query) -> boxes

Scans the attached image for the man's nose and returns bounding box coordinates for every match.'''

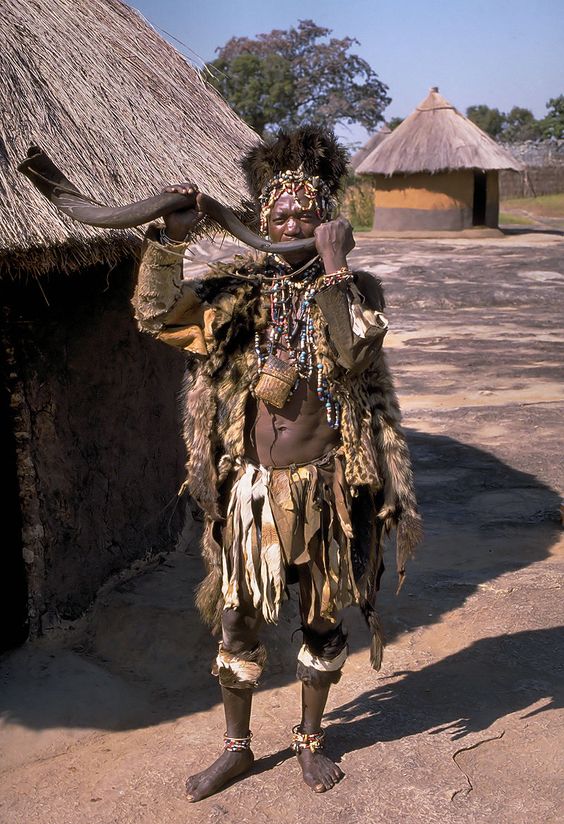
[284,217,303,237]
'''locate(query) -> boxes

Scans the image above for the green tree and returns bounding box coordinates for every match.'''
[466,105,505,138]
[540,95,564,139]
[503,106,542,141]
[387,116,404,131]
[207,19,390,135]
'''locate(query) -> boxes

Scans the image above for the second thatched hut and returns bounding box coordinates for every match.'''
[356,87,522,232]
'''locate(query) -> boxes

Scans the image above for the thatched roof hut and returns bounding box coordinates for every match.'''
[356,88,522,233]
[0,0,259,648]
[349,126,391,172]
[1,0,258,278]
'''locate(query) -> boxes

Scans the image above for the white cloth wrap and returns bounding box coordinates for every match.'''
[297,643,348,672]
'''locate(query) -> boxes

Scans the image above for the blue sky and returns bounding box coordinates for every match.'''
[129,0,563,145]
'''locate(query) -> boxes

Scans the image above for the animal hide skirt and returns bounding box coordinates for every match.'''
[221,451,359,625]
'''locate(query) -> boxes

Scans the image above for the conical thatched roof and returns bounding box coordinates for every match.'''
[349,126,391,172]
[1,0,260,277]
[356,88,522,177]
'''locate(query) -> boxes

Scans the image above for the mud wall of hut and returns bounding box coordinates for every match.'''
[2,256,189,636]
[371,171,475,230]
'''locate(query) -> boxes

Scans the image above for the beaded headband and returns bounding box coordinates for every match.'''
[258,164,336,235]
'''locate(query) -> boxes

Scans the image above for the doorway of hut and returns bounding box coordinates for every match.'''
[0,346,29,652]
[473,171,487,226]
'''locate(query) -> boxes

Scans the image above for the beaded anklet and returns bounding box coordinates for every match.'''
[223,731,253,752]
[291,725,326,754]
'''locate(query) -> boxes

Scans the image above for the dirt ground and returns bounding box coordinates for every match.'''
[1,229,563,824]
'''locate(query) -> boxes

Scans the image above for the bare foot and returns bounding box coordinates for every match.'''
[297,749,344,792]
[185,749,254,802]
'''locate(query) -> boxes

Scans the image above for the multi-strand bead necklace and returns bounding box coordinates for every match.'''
[254,258,352,429]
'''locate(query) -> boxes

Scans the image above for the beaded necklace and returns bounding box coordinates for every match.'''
[254,256,346,429]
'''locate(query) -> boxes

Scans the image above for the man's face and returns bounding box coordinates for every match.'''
[267,189,323,266]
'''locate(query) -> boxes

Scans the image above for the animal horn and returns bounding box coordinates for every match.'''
[17,146,317,255]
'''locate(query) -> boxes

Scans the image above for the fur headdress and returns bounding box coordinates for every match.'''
[241,126,349,232]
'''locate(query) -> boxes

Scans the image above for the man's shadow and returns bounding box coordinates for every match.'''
[326,625,563,755]
[250,625,564,775]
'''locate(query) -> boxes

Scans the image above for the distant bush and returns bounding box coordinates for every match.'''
[342,177,374,230]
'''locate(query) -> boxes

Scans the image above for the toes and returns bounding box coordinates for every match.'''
[185,780,209,803]
[314,775,334,792]
[185,774,202,797]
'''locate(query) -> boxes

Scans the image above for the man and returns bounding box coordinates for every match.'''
[133,127,421,800]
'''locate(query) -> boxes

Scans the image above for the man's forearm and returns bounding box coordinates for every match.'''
[319,249,348,275]
[315,285,357,370]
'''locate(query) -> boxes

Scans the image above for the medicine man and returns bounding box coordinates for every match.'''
[133,127,421,799]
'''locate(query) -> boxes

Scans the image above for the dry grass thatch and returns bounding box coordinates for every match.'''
[1,0,260,277]
[349,126,391,172]
[356,88,523,177]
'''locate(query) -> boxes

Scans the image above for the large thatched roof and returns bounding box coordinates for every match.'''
[1,0,260,277]
[356,88,522,177]
[349,126,391,172]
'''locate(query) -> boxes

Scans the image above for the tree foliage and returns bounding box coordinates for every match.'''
[466,105,505,138]
[207,20,390,135]
[541,96,564,139]
[387,116,404,131]
[466,99,563,141]
[503,107,542,141]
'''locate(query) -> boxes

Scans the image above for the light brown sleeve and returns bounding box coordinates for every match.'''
[132,225,229,357]
[315,273,388,373]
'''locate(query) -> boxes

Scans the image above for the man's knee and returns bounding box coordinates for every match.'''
[221,607,260,651]
[296,620,348,688]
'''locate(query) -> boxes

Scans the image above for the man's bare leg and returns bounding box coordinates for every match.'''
[186,685,254,802]
[186,607,261,802]
[294,592,346,794]
[296,673,345,792]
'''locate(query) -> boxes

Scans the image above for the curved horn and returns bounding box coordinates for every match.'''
[17,146,317,255]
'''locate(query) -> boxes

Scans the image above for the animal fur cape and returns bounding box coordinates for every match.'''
[161,254,423,669]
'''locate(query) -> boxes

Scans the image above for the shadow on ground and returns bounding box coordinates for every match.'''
[327,625,564,747]
[249,624,564,775]
[0,430,561,738]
